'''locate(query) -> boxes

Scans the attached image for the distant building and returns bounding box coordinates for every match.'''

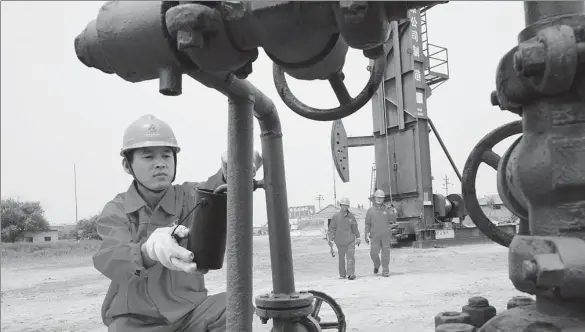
[460,194,517,227]
[16,228,60,243]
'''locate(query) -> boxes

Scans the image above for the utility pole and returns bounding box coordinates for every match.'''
[442,174,453,196]
[315,194,324,210]
[74,163,79,224]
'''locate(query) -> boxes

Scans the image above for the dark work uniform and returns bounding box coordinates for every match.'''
[328,210,360,277]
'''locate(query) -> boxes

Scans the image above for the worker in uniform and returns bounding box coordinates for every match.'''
[93,114,262,332]
[328,197,361,280]
[365,189,398,277]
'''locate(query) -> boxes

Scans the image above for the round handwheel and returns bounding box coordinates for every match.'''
[461,120,523,247]
[273,55,386,122]
[299,290,346,332]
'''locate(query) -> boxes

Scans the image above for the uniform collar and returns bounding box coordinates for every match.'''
[123,181,176,216]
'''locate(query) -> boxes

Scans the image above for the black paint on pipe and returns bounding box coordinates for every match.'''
[226,97,255,332]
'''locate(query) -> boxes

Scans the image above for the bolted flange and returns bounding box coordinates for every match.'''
[255,292,315,321]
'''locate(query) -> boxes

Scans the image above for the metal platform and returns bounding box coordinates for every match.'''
[410,225,518,248]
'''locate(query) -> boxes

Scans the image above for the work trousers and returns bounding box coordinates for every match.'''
[108,293,226,332]
[370,234,391,273]
[336,241,356,277]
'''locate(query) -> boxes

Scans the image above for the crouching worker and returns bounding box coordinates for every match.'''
[328,197,360,280]
[93,115,262,332]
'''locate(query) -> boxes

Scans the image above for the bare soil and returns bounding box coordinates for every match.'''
[1,236,528,332]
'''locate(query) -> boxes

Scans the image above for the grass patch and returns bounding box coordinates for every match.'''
[1,240,101,264]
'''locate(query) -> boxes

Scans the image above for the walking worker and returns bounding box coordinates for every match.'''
[93,114,262,332]
[365,189,398,277]
[328,197,361,280]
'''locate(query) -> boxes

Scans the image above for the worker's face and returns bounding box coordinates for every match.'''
[124,146,175,191]
[374,197,384,205]
[340,204,349,212]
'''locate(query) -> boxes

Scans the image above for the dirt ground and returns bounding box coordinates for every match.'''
[1,236,529,332]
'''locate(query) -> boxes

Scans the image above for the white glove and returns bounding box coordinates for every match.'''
[221,148,263,179]
[142,225,200,274]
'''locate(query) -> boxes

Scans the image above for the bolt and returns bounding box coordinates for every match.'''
[177,29,205,51]
[467,296,489,308]
[364,44,385,59]
[513,41,546,77]
[521,260,538,281]
[234,62,253,79]
[435,323,476,332]
[220,1,246,21]
[341,1,369,23]
[490,91,500,106]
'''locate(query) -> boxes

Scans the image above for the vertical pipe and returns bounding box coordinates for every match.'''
[261,129,296,294]
[226,97,255,332]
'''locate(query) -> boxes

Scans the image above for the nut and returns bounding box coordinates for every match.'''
[533,253,565,288]
[513,40,546,77]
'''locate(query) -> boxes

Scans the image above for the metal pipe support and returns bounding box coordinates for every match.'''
[226,97,256,332]
[187,70,296,291]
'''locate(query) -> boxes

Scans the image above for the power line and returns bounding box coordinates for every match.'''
[315,194,324,210]
[442,174,453,196]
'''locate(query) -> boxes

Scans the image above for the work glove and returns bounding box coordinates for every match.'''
[142,225,202,274]
[364,235,370,245]
[355,238,361,246]
[221,148,263,180]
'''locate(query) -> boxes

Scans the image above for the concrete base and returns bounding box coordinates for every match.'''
[397,225,518,249]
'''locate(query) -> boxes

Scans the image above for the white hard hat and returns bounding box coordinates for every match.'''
[339,197,350,206]
[374,189,385,198]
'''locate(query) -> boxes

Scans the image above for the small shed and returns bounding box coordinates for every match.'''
[17,229,60,243]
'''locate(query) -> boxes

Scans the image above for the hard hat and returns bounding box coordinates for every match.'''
[120,114,180,156]
[374,189,385,198]
[340,197,350,206]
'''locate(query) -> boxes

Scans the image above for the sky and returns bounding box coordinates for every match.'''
[1,1,525,226]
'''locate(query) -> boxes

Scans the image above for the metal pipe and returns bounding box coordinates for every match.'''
[428,118,462,181]
[188,71,296,294]
[226,97,255,332]
[524,1,585,26]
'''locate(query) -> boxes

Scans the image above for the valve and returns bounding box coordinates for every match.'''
[255,290,346,332]
[273,56,386,122]
[461,120,524,247]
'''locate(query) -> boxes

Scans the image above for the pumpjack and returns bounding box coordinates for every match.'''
[74,1,584,331]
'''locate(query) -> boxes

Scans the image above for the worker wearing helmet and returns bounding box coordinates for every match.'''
[93,115,262,331]
[328,197,361,280]
[365,189,398,277]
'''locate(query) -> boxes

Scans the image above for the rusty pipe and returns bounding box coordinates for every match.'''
[187,71,296,295]
[225,97,255,331]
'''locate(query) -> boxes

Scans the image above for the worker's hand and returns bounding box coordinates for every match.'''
[142,226,202,274]
[221,148,263,180]
[328,240,334,247]
[364,235,370,245]
[355,238,361,246]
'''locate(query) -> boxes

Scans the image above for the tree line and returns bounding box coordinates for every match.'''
[1,198,100,242]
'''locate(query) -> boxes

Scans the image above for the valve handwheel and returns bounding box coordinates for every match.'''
[299,290,347,332]
[461,120,523,248]
[273,55,386,122]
